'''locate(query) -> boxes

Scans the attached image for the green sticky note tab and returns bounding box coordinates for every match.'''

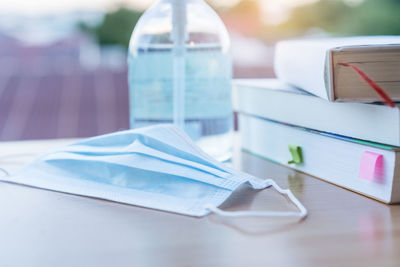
[288,144,303,164]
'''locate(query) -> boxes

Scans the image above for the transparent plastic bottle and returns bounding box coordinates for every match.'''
[128,0,233,161]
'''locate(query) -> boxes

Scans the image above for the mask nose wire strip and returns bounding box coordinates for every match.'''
[204,179,308,219]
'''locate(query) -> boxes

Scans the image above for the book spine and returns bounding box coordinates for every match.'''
[239,113,397,203]
[233,82,400,146]
[274,41,330,100]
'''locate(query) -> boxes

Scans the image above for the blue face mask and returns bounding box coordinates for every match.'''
[1,125,307,218]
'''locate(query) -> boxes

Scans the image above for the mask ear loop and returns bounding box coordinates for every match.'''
[205,179,307,219]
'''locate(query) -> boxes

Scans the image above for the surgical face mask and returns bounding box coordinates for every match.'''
[0,125,307,219]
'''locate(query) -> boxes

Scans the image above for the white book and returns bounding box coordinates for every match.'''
[274,36,400,102]
[239,113,400,203]
[232,79,400,146]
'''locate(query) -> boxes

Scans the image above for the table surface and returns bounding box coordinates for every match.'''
[0,138,399,267]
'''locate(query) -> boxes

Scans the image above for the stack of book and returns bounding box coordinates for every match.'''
[233,36,400,203]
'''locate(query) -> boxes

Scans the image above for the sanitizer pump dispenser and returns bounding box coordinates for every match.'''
[128,0,233,160]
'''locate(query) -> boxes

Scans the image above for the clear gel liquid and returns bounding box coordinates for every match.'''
[128,44,233,160]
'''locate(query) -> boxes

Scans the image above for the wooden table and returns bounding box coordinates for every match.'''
[0,139,398,267]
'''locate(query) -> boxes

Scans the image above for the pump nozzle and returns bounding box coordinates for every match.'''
[171,0,187,129]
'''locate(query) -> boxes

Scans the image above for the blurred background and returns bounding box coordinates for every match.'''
[0,0,399,141]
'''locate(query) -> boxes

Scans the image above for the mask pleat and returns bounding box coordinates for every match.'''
[44,157,238,198]
[44,151,240,191]
[69,130,226,173]
[57,141,230,179]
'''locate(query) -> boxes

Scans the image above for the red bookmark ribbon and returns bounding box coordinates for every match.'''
[338,62,395,108]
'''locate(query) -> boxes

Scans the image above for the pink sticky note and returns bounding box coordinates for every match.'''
[358,151,383,181]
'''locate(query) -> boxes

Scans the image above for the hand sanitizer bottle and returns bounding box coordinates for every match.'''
[128,0,233,161]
